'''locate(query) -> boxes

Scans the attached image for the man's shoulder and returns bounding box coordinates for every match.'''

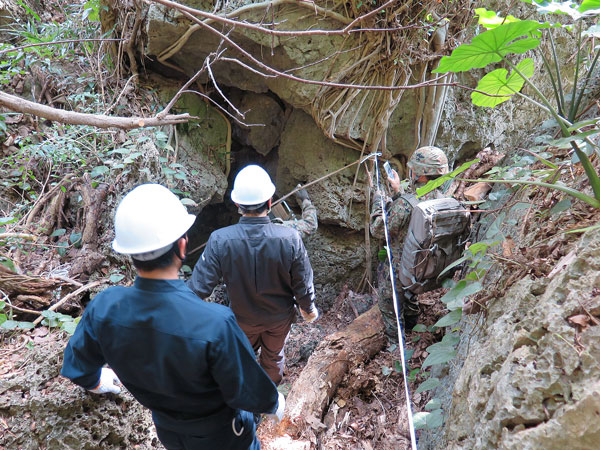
[209,223,240,237]
[87,285,128,309]
[268,223,304,244]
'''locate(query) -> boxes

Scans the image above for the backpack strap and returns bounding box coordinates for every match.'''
[400,194,419,209]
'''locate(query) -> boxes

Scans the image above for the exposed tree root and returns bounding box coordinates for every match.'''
[80,174,109,250]
[447,147,506,199]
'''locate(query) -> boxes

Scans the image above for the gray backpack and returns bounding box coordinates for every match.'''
[398,196,471,295]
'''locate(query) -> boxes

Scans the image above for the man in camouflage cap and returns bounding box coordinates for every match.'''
[370,146,449,340]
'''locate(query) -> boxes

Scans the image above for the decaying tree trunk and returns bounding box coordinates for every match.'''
[0,264,63,297]
[280,305,385,436]
[80,174,109,250]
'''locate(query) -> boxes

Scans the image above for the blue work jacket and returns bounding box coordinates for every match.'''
[61,277,278,431]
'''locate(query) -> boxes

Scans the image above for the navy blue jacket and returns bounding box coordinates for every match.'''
[61,277,278,430]
[188,216,315,326]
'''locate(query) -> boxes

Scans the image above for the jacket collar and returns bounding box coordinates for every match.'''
[239,216,271,224]
[134,277,187,292]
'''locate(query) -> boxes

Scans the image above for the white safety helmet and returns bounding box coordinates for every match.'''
[112,184,196,261]
[230,165,276,207]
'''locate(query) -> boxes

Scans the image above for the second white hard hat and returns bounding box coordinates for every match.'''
[112,184,196,259]
[230,165,276,206]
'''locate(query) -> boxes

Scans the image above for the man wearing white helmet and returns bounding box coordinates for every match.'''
[61,184,284,450]
[188,165,318,385]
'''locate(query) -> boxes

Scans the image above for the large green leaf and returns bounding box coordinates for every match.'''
[440,281,483,310]
[475,8,520,29]
[578,0,600,12]
[422,348,458,368]
[414,409,444,430]
[415,377,441,394]
[433,21,546,73]
[472,58,535,107]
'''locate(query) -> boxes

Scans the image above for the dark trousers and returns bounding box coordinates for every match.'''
[155,410,259,450]
[238,314,294,385]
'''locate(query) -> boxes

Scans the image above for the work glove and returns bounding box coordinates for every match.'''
[300,304,319,323]
[294,184,310,206]
[266,392,286,423]
[89,368,121,395]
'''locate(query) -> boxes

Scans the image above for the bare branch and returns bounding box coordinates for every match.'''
[151,0,431,39]
[104,74,138,115]
[156,61,208,119]
[180,90,265,128]
[206,59,245,118]
[151,0,441,64]
[32,280,105,326]
[219,56,277,78]
[148,0,352,37]
[341,0,396,32]
[0,91,192,129]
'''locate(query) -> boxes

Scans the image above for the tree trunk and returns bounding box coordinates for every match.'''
[280,305,386,436]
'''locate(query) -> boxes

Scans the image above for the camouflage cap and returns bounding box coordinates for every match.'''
[407,146,449,177]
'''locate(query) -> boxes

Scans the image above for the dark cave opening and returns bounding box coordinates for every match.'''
[184,86,292,267]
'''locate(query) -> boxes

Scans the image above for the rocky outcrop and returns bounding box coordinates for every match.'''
[0,333,156,449]
[277,109,367,231]
[157,84,230,210]
[432,228,600,449]
[303,224,372,309]
[229,91,285,156]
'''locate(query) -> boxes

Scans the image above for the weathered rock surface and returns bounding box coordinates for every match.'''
[0,332,156,449]
[277,109,367,231]
[432,228,600,449]
[157,84,230,210]
[229,91,285,156]
[302,224,372,309]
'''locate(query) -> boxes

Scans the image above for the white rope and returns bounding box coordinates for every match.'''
[373,156,418,450]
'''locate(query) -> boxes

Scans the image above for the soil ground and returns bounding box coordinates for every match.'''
[258,286,449,450]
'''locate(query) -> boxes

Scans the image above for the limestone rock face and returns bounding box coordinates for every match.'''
[157,85,230,210]
[0,334,157,449]
[438,228,600,450]
[277,109,367,231]
[302,224,372,309]
[145,3,353,117]
[229,91,285,156]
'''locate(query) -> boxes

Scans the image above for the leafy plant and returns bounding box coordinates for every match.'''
[40,310,80,335]
[433,3,600,207]
[411,237,500,428]
[0,300,35,330]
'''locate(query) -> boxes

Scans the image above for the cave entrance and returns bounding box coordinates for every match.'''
[184,87,290,267]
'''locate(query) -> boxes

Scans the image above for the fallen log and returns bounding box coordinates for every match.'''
[280,305,386,436]
[0,264,63,297]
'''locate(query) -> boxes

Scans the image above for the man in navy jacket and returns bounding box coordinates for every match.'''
[62,184,283,450]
